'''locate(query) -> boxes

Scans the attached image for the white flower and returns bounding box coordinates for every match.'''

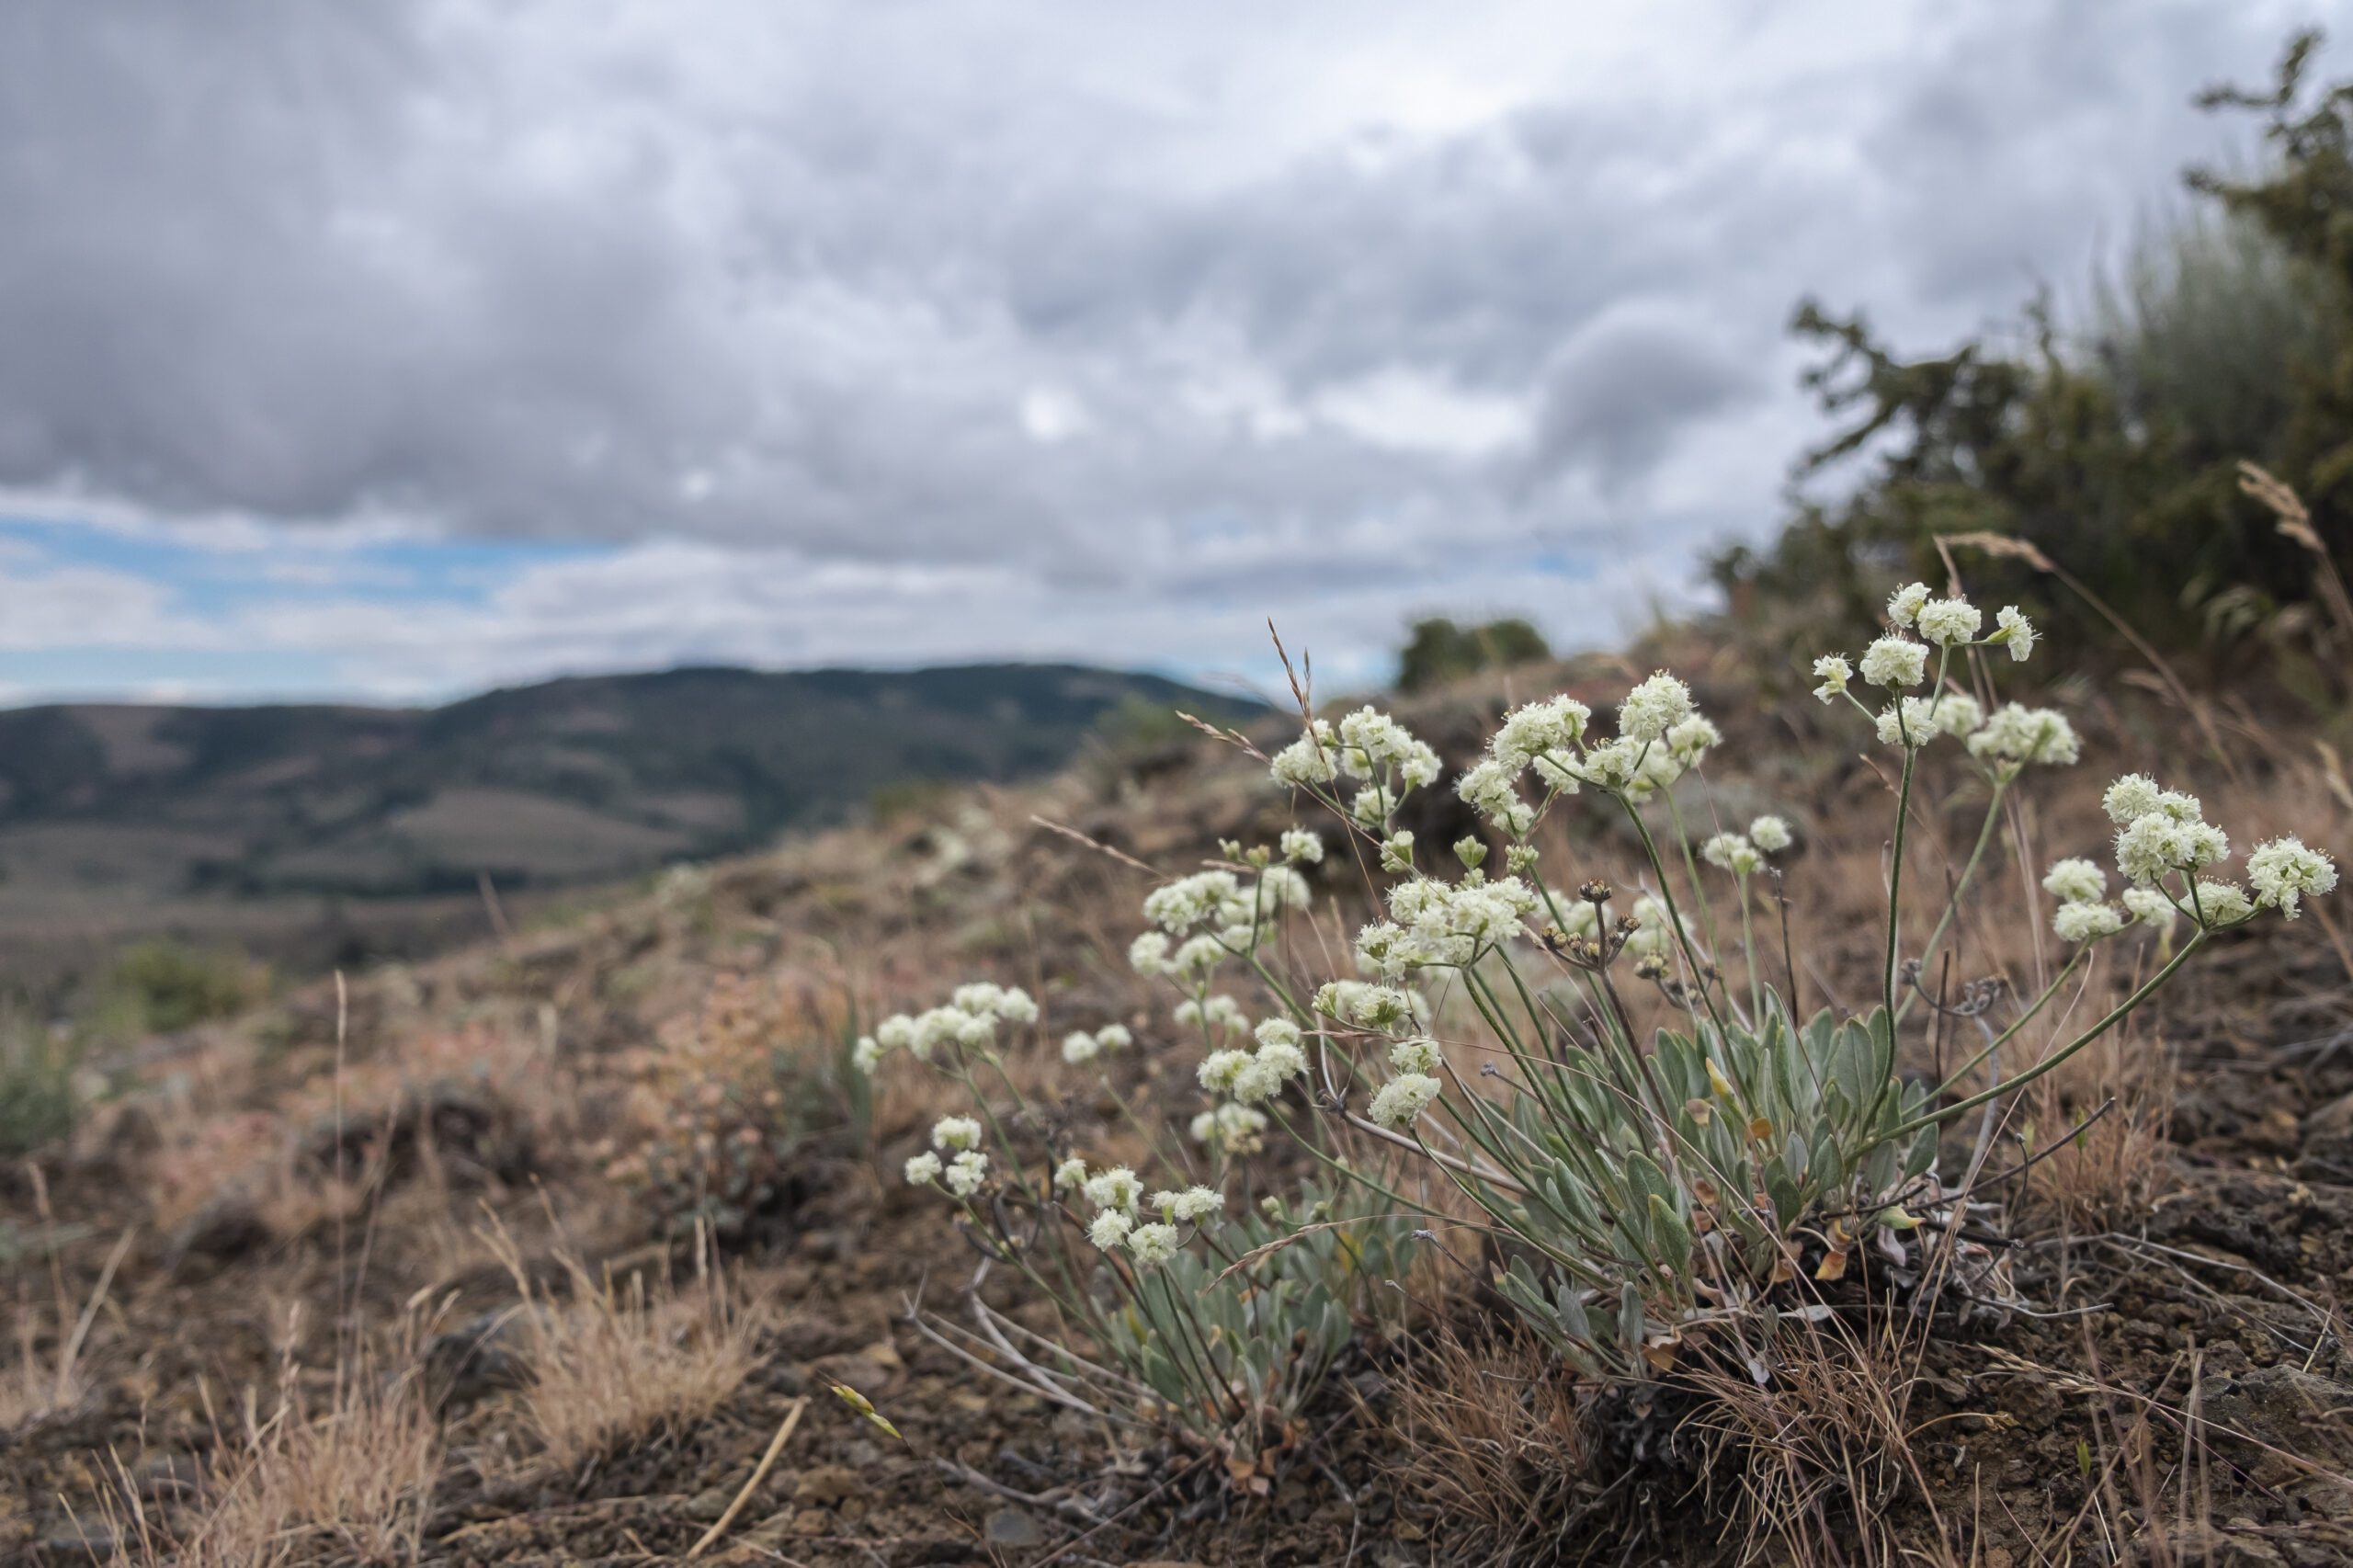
[931,1116,983,1152]
[1269,720,1338,787]
[949,982,1037,1024]
[1125,1221,1181,1267]
[2121,887,2177,933]
[1622,894,1688,960]
[1492,693,1591,768]
[1198,1049,1250,1093]
[1380,832,1415,873]
[1619,672,1694,742]
[1860,637,1928,688]
[851,1035,883,1074]
[1369,1073,1443,1129]
[1128,931,1171,976]
[1229,1057,1283,1104]
[1095,1023,1131,1051]
[1336,707,1442,787]
[1458,758,1537,836]
[944,1150,989,1197]
[2246,836,2338,920]
[1931,691,1984,737]
[1144,870,1243,935]
[1314,981,1424,1031]
[1887,582,1931,627]
[1188,1102,1268,1151]
[1915,597,1983,647]
[1061,1029,1101,1065]
[1749,814,1793,854]
[1812,655,1852,703]
[1280,828,1324,864]
[1051,1156,1088,1191]
[1083,1166,1144,1212]
[1994,605,2035,662]
[1874,698,1940,749]
[1390,1037,1442,1074]
[1088,1209,1133,1250]
[1665,715,1722,766]
[1700,833,1761,875]
[2042,858,2108,904]
[1170,936,1226,978]
[2053,902,2125,943]
[2101,775,2163,825]
[2191,881,2253,926]
[875,1015,916,1053]
[1166,1187,1223,1224]
[1549,897,1601,938]
[904,1152,943,1186]
[2115,811,2229,885]
[1967,704,2080,769]
[1255,1018,1302,1051]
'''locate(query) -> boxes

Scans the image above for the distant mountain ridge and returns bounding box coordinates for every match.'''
[0,663,1255,985]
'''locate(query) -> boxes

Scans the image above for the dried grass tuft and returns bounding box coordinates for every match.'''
[483,1216,768,1470]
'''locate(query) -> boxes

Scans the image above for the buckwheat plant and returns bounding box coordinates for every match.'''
[1142,588,2331,1381]
[858,975,1413,1485]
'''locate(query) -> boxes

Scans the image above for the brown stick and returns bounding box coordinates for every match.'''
[686,1395,808,1559]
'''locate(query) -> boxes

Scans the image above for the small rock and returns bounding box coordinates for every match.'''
[791,1464,866,1506]
[682,1485,733,1523]
[985,1507,1045,1548]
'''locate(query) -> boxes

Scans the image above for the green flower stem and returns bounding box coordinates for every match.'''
[1893,778,2009,1026]
[1889,931,2207,1141]
[1615,795,1732,1038]
[1925,949,2086,1098]
[1664,790,1725,981]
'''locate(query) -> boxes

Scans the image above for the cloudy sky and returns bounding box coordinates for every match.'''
[0,0,2333,706]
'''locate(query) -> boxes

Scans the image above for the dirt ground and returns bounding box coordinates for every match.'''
[7,660,2353,1567]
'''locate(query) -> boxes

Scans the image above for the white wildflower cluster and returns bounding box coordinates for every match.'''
[1368,1073,1442,1130]
[1130,861,1313,976]
[1188,1100,1269,1153]
[906,1115,992,1196]
[1313,980,1427,1033]
[1196,1017,1312,1106]
[2106,776,2230,888]
[1059,1156,1222,1270]
[1620,895,1690,960]
[1458,676,1727,835]
[857,982,1039,1074]
[2246,835,2337,920]
[1701,813,1800,880]
[1061,1022,1133,1065]
[1354,873,1545,978]
[2044,774,2339,939]
[1269,707,1442,829]
[1967,704,2080,773]
[1174,994,1250,1035]
[1280,828,1324,864]
[1813,588,2075,775]
[1456,693,1590,837]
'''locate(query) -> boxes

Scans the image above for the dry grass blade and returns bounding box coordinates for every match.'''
[686,1394,807,1558]
[483,1216,769,1470]
[2239,460,2353,645]
[1028,813,1163,878]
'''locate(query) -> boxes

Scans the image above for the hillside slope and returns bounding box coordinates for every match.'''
[0,662,1254,986]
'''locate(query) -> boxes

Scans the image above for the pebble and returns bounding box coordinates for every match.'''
[984,1507,1044,1548]
[790,1463,866,1505]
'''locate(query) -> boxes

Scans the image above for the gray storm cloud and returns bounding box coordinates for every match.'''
[0,0,2325,610]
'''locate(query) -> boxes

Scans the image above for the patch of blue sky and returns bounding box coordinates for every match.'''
[0,645,345,704]
[0,513,610,612]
